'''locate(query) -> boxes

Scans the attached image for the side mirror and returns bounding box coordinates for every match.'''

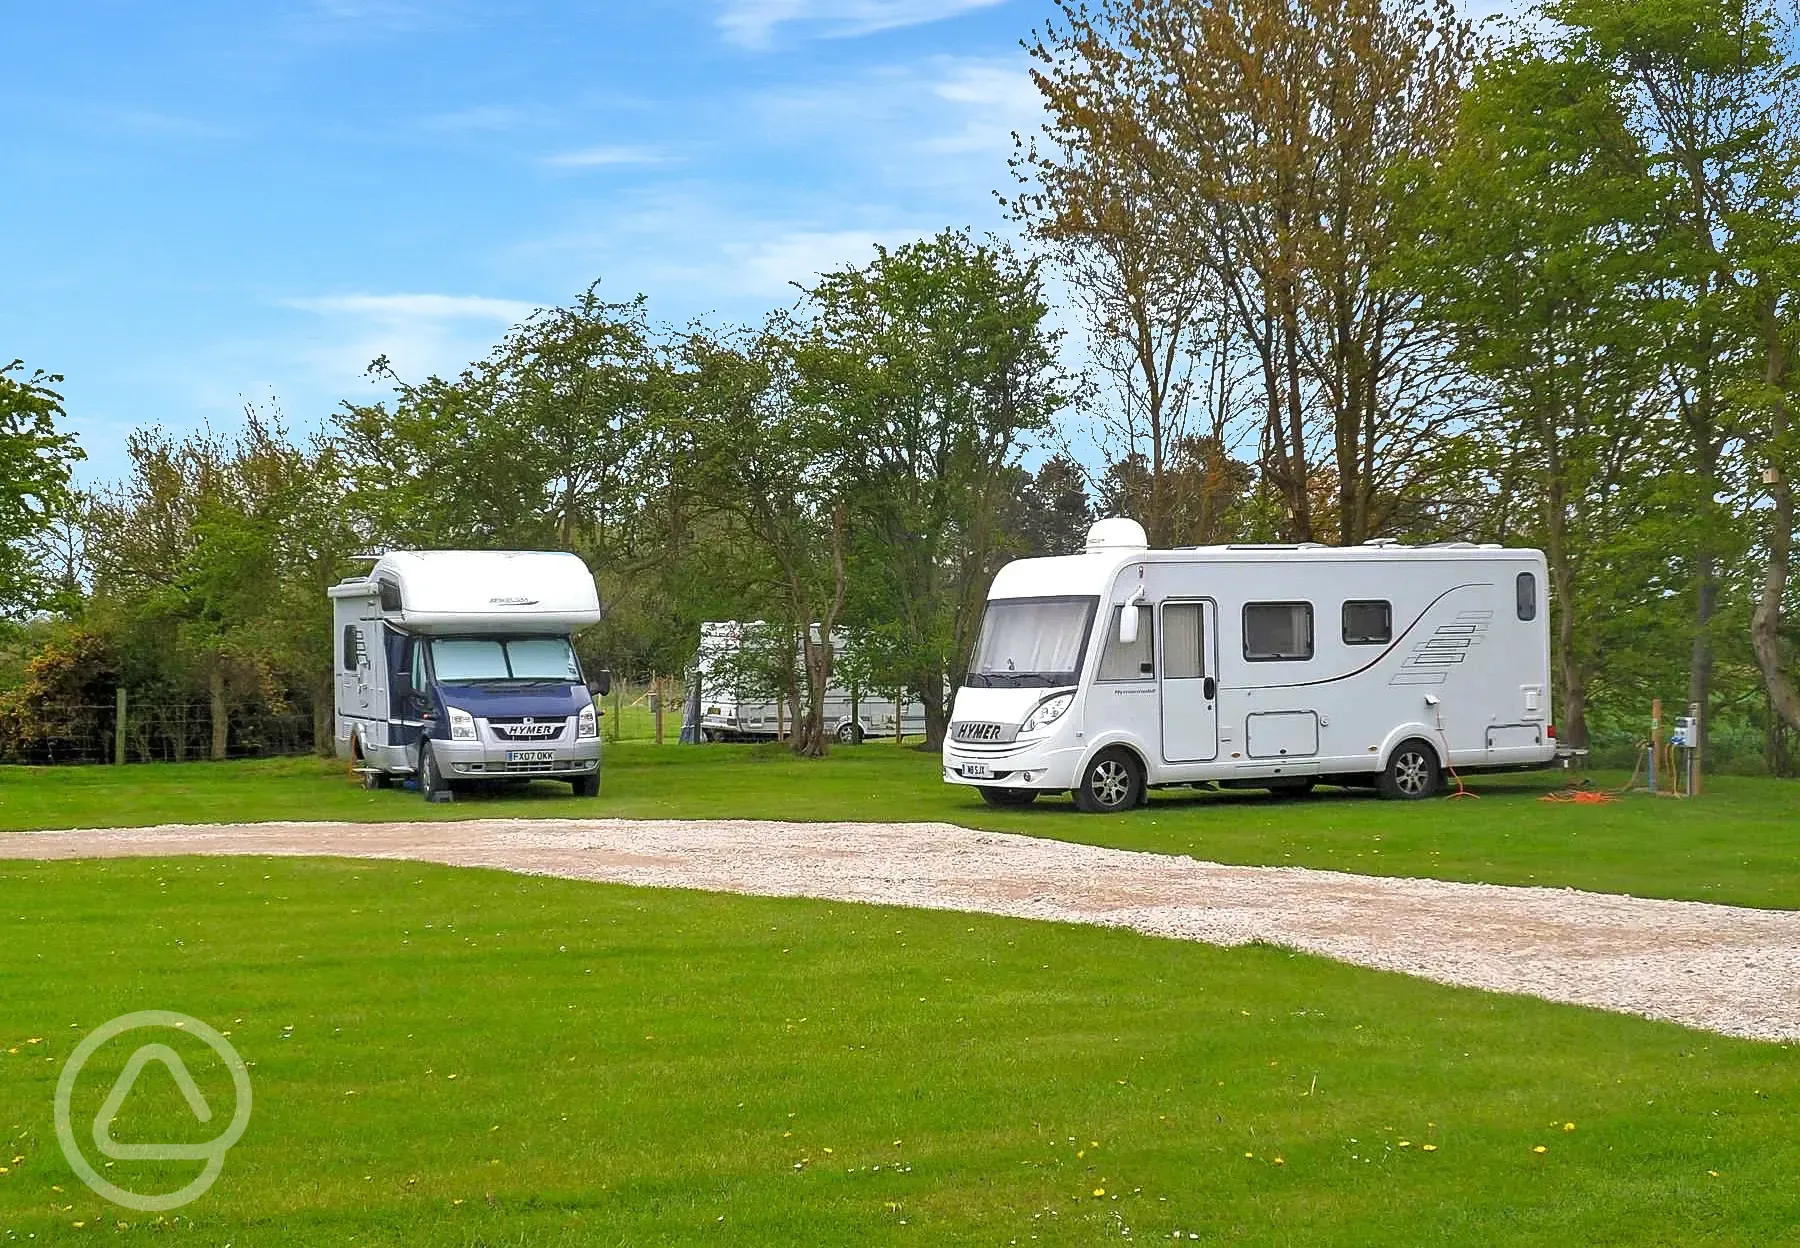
[1118,606,1140,646]
[589,670,612,697]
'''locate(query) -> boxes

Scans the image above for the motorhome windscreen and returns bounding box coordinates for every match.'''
[430,637,582,683]
[964,596,1096,687]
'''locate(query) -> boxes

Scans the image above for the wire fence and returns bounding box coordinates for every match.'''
[0,702,318,766]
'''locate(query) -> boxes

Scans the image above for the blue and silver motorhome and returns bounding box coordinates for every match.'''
[329,550,611,801]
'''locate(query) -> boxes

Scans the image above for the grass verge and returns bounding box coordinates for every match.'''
[2,856,1795,1245]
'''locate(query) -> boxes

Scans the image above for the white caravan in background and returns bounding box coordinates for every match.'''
[330,551,610,801]
[693,621,926,743]
[944,518,1557,812]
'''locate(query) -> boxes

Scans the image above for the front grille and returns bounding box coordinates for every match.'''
[491,719,565,741]
[947,739,1035,758]
[504,760,561,774]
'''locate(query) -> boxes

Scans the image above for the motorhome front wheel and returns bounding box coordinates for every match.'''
[1075,748,1144,813]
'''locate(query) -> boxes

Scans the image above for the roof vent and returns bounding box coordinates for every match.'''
[1085,517,1149,553]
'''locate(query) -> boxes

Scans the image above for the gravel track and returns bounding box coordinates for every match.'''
[4,817,1796,1043]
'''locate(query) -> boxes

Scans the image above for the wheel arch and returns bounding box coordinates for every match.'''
[1079,736,1150,784]
[1379,724,1442,772]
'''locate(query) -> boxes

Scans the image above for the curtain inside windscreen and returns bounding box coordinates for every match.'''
[506,637,581,681]
[972,600,1092,675]
[432,639,509,680]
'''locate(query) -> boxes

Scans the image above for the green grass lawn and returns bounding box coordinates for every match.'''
[3,855,1797,1246]
[2,744,1797,909]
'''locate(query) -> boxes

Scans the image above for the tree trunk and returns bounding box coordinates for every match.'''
[313,686,334,757]
[1541,439,1587,749]
[209,667,229,761]
[1752,293,1800,733]
[919,666,948,751]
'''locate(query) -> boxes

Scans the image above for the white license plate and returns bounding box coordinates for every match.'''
[507,750,558,763]
[961,762,992,779]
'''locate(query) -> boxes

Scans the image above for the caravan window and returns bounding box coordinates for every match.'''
[1516,572,1537,621]
[1163,603,1206,679]
[1243,602,1314,662]
[342,625,364,671]
[1097,605,1155,682]
[377,578,403,612]
[1342,600,1392,646]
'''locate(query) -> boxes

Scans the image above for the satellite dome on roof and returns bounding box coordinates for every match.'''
[1084,517,1149,553]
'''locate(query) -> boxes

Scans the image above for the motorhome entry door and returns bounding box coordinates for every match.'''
[1159,600,1219,763]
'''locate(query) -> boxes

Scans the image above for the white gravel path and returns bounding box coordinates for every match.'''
[4,817,1797,1043]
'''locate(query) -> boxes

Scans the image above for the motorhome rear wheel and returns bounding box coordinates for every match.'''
[1380,739,1442,801]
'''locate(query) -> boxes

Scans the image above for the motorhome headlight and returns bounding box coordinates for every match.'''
[577,702,598,739]
[446,706,477,741]
[1022,692,1075,733]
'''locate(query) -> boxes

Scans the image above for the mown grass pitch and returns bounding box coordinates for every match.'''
[2,744,1797,908]
[3,856,1797,1246]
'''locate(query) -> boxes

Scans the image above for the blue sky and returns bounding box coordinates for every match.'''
[4,0,1051,484]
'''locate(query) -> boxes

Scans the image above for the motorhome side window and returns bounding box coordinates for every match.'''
[1243,602,1313,661]
[377,578,403,612]
[1516,572,1537,621]
[341,625,363,671]
[1097,605,1154,681]
[1342,600,1392,646]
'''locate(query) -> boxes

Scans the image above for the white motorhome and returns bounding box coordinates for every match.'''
[944,518,1557,811]
[329,551,611,801]
[692,620,926,743]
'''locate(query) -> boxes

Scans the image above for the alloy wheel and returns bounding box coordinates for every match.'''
[1091,759,1132,808]
[1394,750,1431,796]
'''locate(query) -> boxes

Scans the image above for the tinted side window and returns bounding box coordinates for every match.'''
[1243,602,1314,662]
[1516,572,1537,621]
[1097,605,1155,681]
[1342,600,1392,645]
[377,578,403,612]
[342,625,362,671]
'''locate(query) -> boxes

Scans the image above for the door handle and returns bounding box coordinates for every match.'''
[1203,676,1217,700]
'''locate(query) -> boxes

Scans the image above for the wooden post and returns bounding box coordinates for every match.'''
[653,674,665,746]
[894,690,903,746]
[114,687,128,766]
[1650,698,1661,794]
[1689,700,1703,796]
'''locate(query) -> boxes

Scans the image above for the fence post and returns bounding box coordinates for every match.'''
[653,674,665,745]
[114,688,128,765]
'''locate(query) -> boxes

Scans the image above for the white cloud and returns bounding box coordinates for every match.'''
[718,0,1007,47]
[723,228,924,296]
[271,292,540,396]
[539,144,677,169]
